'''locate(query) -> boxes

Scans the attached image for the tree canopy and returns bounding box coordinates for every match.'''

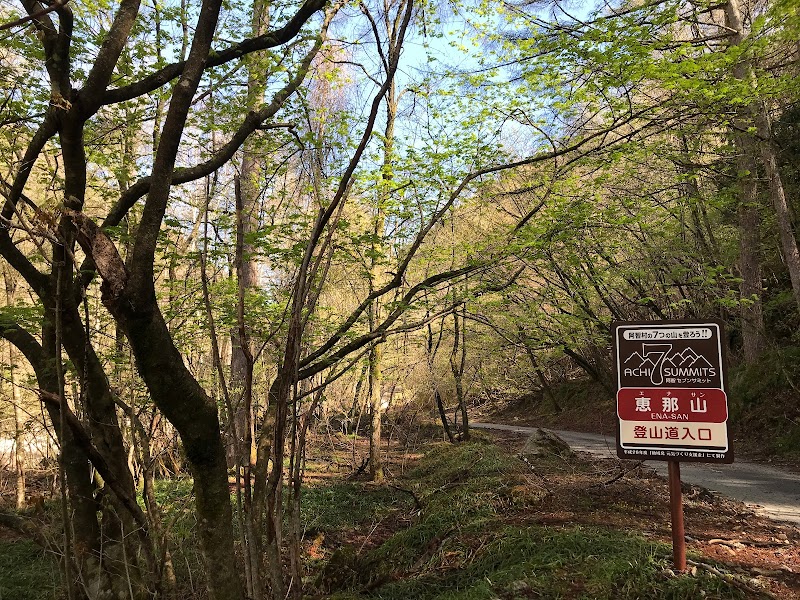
[0,0,798,598]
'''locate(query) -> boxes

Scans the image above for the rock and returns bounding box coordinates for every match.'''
[520,429,574,458]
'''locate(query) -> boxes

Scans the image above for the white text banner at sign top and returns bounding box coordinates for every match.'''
[622,328,713,341]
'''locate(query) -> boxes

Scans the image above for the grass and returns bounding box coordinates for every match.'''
[349,526,745,600]
[300,482,412,535]
[0,537,59,600]
[0,479,200,600]
[321,440,748,600]
[152,477,197,540]
[0,435,765,599]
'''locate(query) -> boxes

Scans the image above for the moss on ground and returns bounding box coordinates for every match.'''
[0,438,768,599]
[0,537,58,600]
[321,441,750,600]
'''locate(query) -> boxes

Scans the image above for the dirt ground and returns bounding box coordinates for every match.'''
[295,423,800,599]
[2,423,798,599]
[483,428,800,600]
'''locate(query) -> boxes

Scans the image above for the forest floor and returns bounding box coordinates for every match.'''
[309,429,800,599]
[1,426,799,599]
[486,429,800,598]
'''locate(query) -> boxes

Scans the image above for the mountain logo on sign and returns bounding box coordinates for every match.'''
[622,344,716,385]
[623,351,654,368]
[663,347,713,369]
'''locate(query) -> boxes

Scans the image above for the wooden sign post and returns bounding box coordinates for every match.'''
[612,321,733,571]
[668,461,685,571]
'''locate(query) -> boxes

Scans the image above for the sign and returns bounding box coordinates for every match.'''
[612,321,733,463]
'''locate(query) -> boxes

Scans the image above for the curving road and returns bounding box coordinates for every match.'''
[473,422,800,525]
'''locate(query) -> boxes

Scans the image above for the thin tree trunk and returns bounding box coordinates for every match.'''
[562,344,614,395]
[428,322,454,443]
[53,266,77,600]
[450,307,469,441]
[4,272,25,509]
[725,0,799,352]
[12,367,25,510]
[348,362,369,433]
[229,0,268,470]
[368,341,384,481]
[520,331,561,413]
[724,0,765,363]
[234,175,262,600]
[737,167,765,364]
[139,414,177,598]
[365,0,407,481]
[758,115,800,311]
[679,135,719,258]
[435,389,455,444]
[228,5,268,593]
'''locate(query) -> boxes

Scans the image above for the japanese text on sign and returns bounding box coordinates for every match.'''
[623,328,713,341]
[612,321,732,463]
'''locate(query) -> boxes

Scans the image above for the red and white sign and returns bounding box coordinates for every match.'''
[613,321,733,463]
[616,388,727,422]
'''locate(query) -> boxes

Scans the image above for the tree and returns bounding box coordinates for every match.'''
[361,0,411,482]
[7,1,796,597]
[469,0,798,376]
[1,1,331,597]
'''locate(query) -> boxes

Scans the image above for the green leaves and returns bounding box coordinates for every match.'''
[0,303,44,332]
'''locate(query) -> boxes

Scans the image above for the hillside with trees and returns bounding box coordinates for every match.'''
[0,0,798,598]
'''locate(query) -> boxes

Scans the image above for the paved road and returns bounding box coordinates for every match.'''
[473,422,800,525]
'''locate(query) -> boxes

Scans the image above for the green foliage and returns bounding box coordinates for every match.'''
[0,303,43,332]
[0,538,59,600]
[730,347,800,408]
[151,478,198,542]
[362,526,744,600]
[318,441,528,588]
[145,478,211,592]
[729,348,800,457]
[301,482,413,534]
[326,441,745,600]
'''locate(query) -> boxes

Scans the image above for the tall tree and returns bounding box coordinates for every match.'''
[362,0,411,482]
[0,1,331,597]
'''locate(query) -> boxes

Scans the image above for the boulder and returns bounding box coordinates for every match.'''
[520,428,574,458]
